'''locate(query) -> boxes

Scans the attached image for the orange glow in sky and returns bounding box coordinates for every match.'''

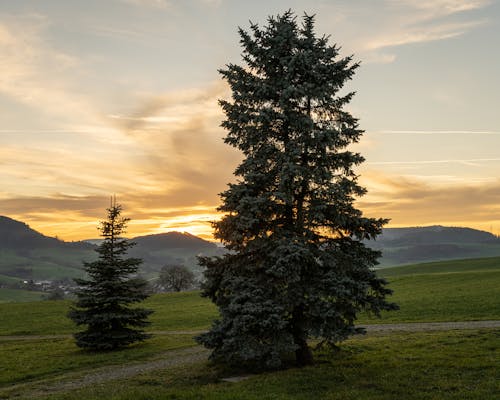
[1,1,500,240]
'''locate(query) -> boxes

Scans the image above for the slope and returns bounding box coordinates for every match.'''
[371,225,500,267]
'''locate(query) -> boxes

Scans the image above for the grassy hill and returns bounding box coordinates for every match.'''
[378,256,500,276]
[367,259,500,323]
[373,226,500,267]
[0,216,221,293]
[0,288,45,303]
[3,214,500,300]
[127,232,222,279]
[0,256,498,399]
[1,256,499,334]
[0,216,94,284]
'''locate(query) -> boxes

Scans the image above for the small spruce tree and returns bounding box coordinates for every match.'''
[68,201,153,350]
[197,11,398,369]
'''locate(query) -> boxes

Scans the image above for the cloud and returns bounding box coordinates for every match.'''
[364,20,483,51]
[340,0,492,63]
[367,158,500,166]
[0,13,128,152]
[0,191,223,241]
[199,0,223,6]
[0,12,237,241]
[107,81,241,206]
[0,82,240,241]
[372,130,500,135]
[118,0,171,9]
[358,172,500,231]
[0,14,100,127]
[391,0,491,16]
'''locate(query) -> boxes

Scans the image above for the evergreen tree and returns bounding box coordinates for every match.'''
[197,11,398,369]
[68,202,153,350]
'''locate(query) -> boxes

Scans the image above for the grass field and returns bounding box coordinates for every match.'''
[0,334,195,387]
[2,330,497,400]
[0,291,218,336]
[0,288,45,303]
[359,256,500,323]
[0,248,91,281]
[361,269,500,323]
[0,273,22,286]
[378,256,500,276]
[1,257,499,335]
[0,257,499,399]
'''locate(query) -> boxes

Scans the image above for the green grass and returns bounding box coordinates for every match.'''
[25,329,500,400]
[0,291,217,336]
[0,248,89,282]
[0,273,23,285]
[378,256,500,277]
[0,299,75,335]
[29,265,84,281]
[29,248,94,269]
[361,257,500,323]
[0,288,45,303]
[147,291,217,331]
[0,334,195,387]
[0,257,499,399]
[361,269,500,323]
[1,256,500,335]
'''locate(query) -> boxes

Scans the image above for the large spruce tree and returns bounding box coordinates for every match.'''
[69,202,153,350]
[197,11,397,369]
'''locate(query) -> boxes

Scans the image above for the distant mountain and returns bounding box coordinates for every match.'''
[0,216,221,284]
[0,216,92,251]
[128,232,221,277]
[371,226,500,267]
[3,215,500,282]
[0,216,95,283]
[133,231,216,252]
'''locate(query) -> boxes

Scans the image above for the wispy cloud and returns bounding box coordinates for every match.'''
[108,81,240,206]
[346,0,492,63]
[199,0,223,7]
[0,12,235,241]
[0,14,106,132]
[367,158,500,166]
[359,171,500,232]
[0,193,222,241]
[0,82,238,240]
[372,130,500,135]
[365,20,484,50]
[118,0,171,9]
[391,0,491,16]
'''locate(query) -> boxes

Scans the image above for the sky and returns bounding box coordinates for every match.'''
[1,0,500,241]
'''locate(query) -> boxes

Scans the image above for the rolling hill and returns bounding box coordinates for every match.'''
[0,216,221,286]
[372,225,500,267]
[0,216,95,284]
[127,232,222,278]
[2,215,500,286]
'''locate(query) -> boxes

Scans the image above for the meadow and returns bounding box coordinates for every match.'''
[0,257,499,399]
[0,288,45,303]
[27,330,500,400]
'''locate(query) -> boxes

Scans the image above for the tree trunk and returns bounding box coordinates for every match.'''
[292,306,314,366]
[294,335,314,366]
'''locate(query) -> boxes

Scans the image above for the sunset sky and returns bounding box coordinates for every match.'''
[1,0,500,241]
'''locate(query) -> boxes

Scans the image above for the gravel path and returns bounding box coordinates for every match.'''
[1,346,209,399]
[0,331,206,342]
[0,320,500,342]
[1,321,498,342]
[360,320,500,332]
[1,320,498,399]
